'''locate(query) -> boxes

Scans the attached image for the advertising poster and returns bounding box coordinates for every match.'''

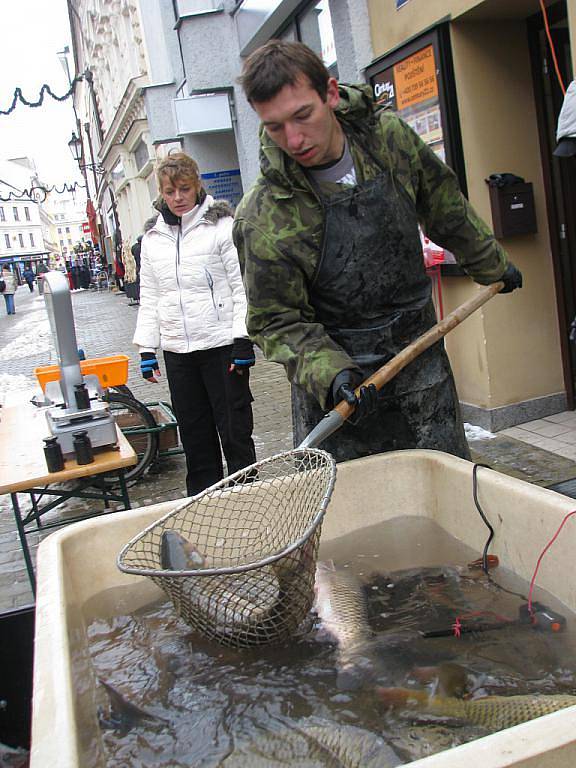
[370,41,458,269]
[372,44,445,162]
[201,169,243,209]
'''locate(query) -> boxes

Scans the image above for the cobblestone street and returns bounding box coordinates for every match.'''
[0,284,292,610]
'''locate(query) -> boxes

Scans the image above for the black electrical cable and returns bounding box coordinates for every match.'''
[472,462,528,601]
[472,463,494,573]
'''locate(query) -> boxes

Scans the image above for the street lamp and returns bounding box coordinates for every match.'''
[68,132,104,174]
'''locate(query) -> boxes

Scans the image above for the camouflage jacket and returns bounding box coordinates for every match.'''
[233,84,508,409]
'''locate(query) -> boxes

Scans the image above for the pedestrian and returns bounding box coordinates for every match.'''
[133,152,257,496]
[233,41,523,463]
[22,264,35,292]
[130,216,156,305]
[1,265,17,315]
[36,261,49,295]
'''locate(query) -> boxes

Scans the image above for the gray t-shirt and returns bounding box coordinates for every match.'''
[308,139,357,187]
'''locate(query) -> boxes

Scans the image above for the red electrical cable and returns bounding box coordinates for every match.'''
[540,0,566,95]
[527,510,576,617]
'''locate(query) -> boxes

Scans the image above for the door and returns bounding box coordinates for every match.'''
[529,0,576,407]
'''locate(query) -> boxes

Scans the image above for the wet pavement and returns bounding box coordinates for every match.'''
[1,283,576,611]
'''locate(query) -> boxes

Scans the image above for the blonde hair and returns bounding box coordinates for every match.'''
[156,152,200,189]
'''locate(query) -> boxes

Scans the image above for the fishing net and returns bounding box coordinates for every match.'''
[117,448,336,648]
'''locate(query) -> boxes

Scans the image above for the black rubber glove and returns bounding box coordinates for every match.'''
[499,263,523,293]
[331,369,378,423]
[231,338,255,368]
[140,352,160,382]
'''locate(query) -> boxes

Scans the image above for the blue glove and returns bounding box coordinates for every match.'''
[231,338,255,368]
[140,352,160,381]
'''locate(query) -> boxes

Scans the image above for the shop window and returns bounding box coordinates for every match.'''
[134,138,150,172]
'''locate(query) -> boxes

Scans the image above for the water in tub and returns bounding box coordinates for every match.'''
[86,517,576,767]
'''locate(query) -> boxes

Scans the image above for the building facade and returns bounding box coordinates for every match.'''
[72,0,575,428]
[68,0,155,267]
[362,0,575,429]
[0,159,58,275]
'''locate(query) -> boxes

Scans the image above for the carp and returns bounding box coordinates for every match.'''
[160,530,205,571]
[221,718,402,767]
[376,686,576,730]
[314,561,374,690]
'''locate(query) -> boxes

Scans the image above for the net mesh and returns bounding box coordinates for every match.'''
[117,449,336,647]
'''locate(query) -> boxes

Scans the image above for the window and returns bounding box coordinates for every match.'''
[5,234,11,248]
[18,233,24,248]
[111,158,126,185]
[24,207,30,221]
[65,227,70,234]
[134,138,150,172]
[58,227,62,234]
[0,207,5,222]
[13,207,19,221]
[29,233,35,247]
[60,239,64,247]
[298,0,337,74]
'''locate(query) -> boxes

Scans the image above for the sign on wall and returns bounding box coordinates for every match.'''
[372,43,445,161]
[396,0,412,8]
[367,25,467,274]
[201,169,244,209]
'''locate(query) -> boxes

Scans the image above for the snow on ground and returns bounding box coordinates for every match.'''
[464,422,496,441]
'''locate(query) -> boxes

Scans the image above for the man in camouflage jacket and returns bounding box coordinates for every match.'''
[233,41,522,462]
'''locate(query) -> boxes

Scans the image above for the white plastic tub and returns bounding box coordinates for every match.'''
[30,451,576,767]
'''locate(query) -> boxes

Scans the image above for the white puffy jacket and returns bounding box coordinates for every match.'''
[133,195,249,354]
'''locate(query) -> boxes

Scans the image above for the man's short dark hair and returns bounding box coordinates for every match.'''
[238,40,330,104]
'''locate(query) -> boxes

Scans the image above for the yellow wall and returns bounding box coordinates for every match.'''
[367,0,566,412]
[447,20,563,408]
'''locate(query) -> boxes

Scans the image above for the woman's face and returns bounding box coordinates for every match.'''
[160,175,199,217]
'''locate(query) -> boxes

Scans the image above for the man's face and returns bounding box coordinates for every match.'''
[253,75,344,167]
[160,176,199,217]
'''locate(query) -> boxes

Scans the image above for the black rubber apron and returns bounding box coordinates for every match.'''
[292,166,470,462]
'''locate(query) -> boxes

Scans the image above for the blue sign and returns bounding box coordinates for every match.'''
[201,169,244,209]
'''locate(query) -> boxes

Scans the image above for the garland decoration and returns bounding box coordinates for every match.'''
[1,75,83,116]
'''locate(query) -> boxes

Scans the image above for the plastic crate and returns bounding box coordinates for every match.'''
[34,355,129,392]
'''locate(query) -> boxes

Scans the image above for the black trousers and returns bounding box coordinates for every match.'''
[164,346,256,496]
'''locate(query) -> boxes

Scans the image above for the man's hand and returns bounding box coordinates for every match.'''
[331,369,378,422]
[499,263,523,293]
[140,352,161,383]
[229,338,255,374]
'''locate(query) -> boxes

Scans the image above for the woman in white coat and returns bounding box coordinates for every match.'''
[133,153,256,496]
